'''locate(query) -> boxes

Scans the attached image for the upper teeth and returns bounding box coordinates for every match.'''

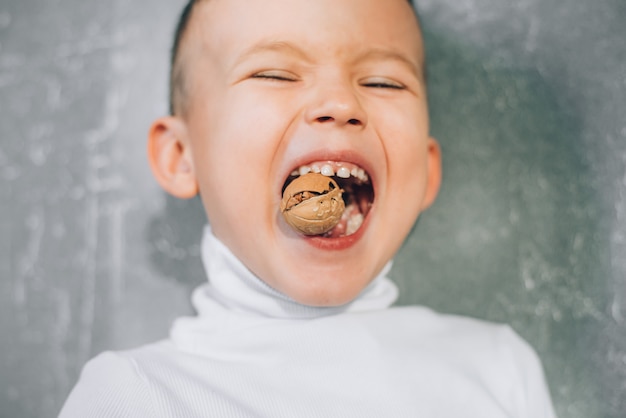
[336,167,351,178]
[320,164,335,177]
[290,162,369,183]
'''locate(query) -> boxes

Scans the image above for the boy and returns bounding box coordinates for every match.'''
[60,0,557,416]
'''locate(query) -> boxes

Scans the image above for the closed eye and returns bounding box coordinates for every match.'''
[361,77,405,90]
[251,70,298,82]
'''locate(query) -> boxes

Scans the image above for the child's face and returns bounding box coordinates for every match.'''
[158,0,440,306]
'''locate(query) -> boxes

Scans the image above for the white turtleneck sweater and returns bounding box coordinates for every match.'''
[60,227,557,418]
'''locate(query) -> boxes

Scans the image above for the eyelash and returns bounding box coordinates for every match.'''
[251,72,297,82]
[360,75,406,89]
[250,72,406,90]
[362,81,405,90]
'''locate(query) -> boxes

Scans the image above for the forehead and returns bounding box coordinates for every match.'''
[185,0,424,71]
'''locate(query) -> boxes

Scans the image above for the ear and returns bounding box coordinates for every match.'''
[420,137,442,211]
[147,116,199,199]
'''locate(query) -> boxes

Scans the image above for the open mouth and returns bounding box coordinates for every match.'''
[281,161,374,238]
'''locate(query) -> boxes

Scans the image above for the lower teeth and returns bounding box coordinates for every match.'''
[346,213,364,235]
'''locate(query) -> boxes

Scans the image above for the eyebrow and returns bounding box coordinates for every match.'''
[232,41,313,69]
[353,48,424,80]
[231,41,424,81]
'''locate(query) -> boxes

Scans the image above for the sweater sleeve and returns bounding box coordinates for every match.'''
[500,327,558,418]
[58,351,157,418]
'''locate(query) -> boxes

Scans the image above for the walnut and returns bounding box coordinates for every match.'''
[280,173,345,235]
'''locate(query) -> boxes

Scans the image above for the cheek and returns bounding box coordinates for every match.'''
[380,112,431,216]
[384,120,428,168]
[374,98,428,144]
[212,94,295,163]
[189,110,289,227]
[230,85,299,124]
[192,91,288,164]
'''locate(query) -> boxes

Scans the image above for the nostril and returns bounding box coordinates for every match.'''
[313,116,363,126]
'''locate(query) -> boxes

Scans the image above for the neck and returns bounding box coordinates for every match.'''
[195,225,398,319]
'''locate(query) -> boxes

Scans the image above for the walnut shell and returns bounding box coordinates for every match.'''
[280,173,345,235]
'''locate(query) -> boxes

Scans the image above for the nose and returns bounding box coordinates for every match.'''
[304,79,368,128]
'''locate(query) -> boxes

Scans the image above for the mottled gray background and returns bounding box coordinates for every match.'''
[1,0,625,417]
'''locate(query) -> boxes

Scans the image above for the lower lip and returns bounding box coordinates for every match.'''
[303,209,372,251]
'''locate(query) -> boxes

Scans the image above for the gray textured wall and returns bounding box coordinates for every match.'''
[1,0,624,417]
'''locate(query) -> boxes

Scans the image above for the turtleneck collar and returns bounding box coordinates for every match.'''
[191,225,398,320]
